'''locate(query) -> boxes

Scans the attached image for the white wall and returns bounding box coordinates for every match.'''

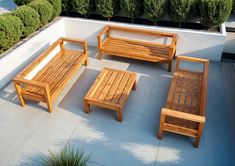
[64,17,226,61]
[224,32,235,55]
[0,19,65,89]
[0,17,227,89]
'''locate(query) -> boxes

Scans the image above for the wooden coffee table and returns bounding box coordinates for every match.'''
[84,68,137,122]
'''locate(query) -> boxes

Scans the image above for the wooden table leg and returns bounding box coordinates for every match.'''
[132,80,137,90]
[84,100,90,113]
[117,108,123,122]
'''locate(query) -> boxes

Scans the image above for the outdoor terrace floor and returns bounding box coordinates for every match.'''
[0,45,235,166]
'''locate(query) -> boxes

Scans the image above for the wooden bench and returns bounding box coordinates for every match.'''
[13,37,88,113]
[84,68,137,122]
[97,25,177,72]
[158,56,209,147]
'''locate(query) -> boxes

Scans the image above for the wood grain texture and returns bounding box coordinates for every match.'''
[84,68,137,122]
[158,55,209,148]
[13,37,88,113]
[97,25,177,72]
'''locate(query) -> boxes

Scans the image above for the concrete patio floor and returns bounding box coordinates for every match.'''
[0,45,235,166]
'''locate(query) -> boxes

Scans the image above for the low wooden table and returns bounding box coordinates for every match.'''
[84,68,137,122]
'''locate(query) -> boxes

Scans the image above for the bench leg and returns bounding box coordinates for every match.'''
[44,86,53,113]
[84,100,90,113]
[158,114,166,139]
[117,108,123,122]
[194,123,204,148]
[168,61,172,72]
[14,82,26,107]
[132,80,137,90]
[98,51,102,60]
[84,59,88,66]
[45,95,52,113]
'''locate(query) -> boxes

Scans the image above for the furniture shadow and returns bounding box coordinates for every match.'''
[58,68,100,116]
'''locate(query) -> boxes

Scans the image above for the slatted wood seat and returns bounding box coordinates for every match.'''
[158,56,209,148]
[13,37,88,112]
[84,68,137,122]
[97,25,177,72]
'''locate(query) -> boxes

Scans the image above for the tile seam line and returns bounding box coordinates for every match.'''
[3,112,48,166]
[140,80,156,117]
[67,114,107,166]
[154,139,161,166]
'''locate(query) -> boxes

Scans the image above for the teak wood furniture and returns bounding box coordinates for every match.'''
[13,37,88,113]
[84,68,137,122]
[158,55,209,148]
[97,25,177,72]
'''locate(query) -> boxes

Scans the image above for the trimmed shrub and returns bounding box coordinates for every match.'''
[144,0,166,25]
[199,0,233,29]
[12,5,40,37]
[232,0,235,13]
[120,0,142,23]
[47,0,62,19]
[40,145,91,166]
[14,0,33,6]
[96,0,120,21]
[29,0,53,26]
[72,0,90,17]
[62,0,71,12]
[168,0,196,28]
[89,0,96,12]
[0,14,23,53]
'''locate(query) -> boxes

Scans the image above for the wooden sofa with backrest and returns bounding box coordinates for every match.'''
[158,55,209,147]
[13,37,88,113]
[97,25,177,72]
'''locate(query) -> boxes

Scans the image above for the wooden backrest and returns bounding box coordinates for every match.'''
[105,25,177,46]
[17,38,66,78]
[175,56,209,117]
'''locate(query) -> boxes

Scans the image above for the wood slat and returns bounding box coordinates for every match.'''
[98,71,119,101]
[92,70,113,99]
[104,72,125,102]
[118,74,136,105]
[112,73,131,104]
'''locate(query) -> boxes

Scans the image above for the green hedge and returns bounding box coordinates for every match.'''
[62,0,72,12]
[72,0,91,17]
[12,5,40,37]
[120,0,142,23]
[199,0,233,29]
[96,0,120,20]
[29,0,53,26]
[0,14,23,54]
[144,0,166,25]
[14,0,34,6]
[0,0,61,55]
[47,0,62,19]
[168,0,196,28]
[233,0,235,13]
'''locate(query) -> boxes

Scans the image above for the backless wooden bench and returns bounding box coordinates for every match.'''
[13,37,88,112]
[158,56,209,147]
[97,25,177,72]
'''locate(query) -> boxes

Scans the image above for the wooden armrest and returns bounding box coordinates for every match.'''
[171,34,177,46]
[13,77,49,89]
[161,108,205,123]
[97,26,110,49]
[97,25,110,38]
[61,37,88,54]
[177,55,209,64]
